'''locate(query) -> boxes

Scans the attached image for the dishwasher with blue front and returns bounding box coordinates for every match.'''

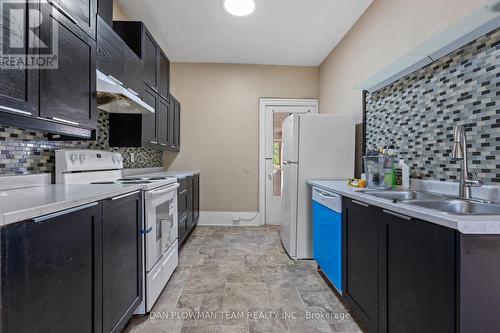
[312,186,343,293]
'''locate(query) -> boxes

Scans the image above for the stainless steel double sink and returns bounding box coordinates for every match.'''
[358,189,500,216]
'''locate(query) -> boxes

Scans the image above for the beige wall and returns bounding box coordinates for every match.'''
[163,63,319,211]
[113,1,130,20]
[319,0,485,121]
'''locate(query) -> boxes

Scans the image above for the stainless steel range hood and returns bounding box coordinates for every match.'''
[96,70,154,114]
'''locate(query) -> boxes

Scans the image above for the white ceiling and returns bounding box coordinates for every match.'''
[116,0,373,66]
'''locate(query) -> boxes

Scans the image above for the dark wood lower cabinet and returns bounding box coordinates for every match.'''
[2,203,103,333]
[193,174,200,223]
[178,214,187,244]
[343,197,457,333]
[342,198,379,332]
[378,209,455,333]
[186,176,194,227]
[1,192,143,333]
[178,173,200,247]
[102,192,142,333]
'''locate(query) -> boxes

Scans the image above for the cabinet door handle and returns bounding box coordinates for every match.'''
[109,190,140,201]
[352,200,370,207]
[141,226,153,234]
[149,141,158,144]
[51,117,79,126]
[48,0,78,25]
[33,202,98,223]
[0,105,32,116]
[382,209,412,221]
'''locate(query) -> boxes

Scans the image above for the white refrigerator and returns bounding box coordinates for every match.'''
[280,114,355,259]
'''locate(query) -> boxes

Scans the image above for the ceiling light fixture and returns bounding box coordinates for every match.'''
[223,0,255,17]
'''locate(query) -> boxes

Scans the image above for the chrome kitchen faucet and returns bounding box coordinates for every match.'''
[451,125,482,199]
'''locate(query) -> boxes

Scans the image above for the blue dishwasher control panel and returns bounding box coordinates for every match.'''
[312,187,342,293]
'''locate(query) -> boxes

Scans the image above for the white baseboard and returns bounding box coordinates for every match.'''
[198,211,260,226]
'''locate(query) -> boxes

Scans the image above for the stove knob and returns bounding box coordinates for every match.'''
[112,155,118,163]
[70,154,79,163]
[79,154,87,163]
[117,156,123,163]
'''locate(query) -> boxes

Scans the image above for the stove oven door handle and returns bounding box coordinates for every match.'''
[148,183,180,197]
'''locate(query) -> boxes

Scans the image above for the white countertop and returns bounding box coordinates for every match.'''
[308,180,500,234]
[0,184,143,227]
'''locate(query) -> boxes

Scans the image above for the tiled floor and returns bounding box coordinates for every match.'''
[125,226,362,333]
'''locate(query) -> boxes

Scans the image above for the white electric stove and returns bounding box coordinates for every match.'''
[55,149,180,314]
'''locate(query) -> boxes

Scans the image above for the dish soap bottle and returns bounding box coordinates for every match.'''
[399,159,410,189]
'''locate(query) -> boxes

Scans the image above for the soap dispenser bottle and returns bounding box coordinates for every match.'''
[399,159,410,189]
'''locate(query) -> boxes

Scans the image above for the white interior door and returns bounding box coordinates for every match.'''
[264,105,317,225]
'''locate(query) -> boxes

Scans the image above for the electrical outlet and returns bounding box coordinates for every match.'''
[130,152,135,163]
[232,218,240,226]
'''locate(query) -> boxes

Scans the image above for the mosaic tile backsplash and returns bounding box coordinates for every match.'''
[0,111,163,175]
[366,28,499,185]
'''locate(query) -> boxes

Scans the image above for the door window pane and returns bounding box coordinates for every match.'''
[272,112,290,197]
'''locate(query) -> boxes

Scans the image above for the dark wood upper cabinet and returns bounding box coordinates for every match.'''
[159,51,170,98]
[168,95,176,149]
[141,84,159,145]
[0,0,38,117]
[97,16,143,97]
[108,83,160,149]
[169,94,181,151]
[175,99,180,149]
[378,210,455,333]
[112,21,169,96]
[106,20,181,150]
[342,198,379,333]
[39,11,97,129]
[158,96,170,147]
[124,48,142,96]
[48,0,97,39]
[142,29,158,89]
[0,0,96,139]
[2,203,103,333]
[97,0,113,26]
[97,16,125,83]
[102,192,142,333]
[112,21,142,57]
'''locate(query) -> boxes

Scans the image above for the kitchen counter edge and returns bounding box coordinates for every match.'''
[0,184,144,228]
[308,180,500,234]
